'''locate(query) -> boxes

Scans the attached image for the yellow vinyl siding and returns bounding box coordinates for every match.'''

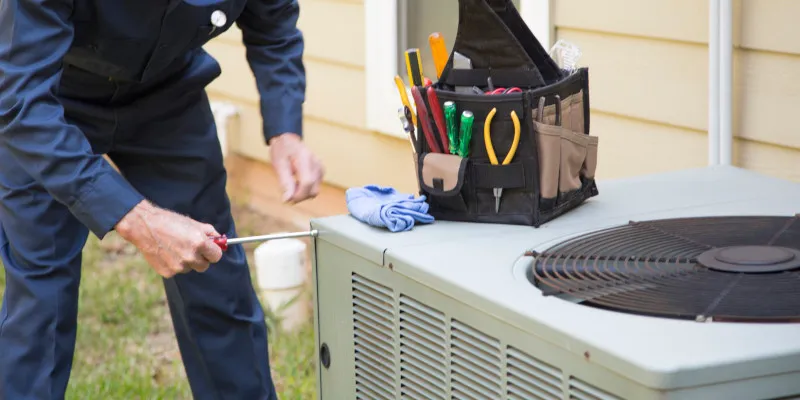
[554,1,708,180]
[734,0,800,181]
[207,0,799,196]
[740,0,800,55]
[735,139,800,182]
[557,29,709,131]
[555,0,800,182]
[734,50,800,150]
[303,120,418,192]
[591,113,707,179]
[554,0,708,44]
[205,0,418,193]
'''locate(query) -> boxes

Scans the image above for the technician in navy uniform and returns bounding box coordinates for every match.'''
[0,0,323,398]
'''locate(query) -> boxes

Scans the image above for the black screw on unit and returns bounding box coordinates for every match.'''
[320,343,331,369]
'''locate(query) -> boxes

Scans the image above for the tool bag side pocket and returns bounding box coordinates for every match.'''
[525,68,599,221]
[559,128,590,195]
[532,90,586,132]
[582,136,599,180]
[417,152,472,216]
[533,120,561,211]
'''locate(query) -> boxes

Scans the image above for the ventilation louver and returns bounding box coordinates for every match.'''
[352,274,397,399]
[399,295,448,399]
[531,215,800,322]
[450,320,504,399]
[351,274,581,399]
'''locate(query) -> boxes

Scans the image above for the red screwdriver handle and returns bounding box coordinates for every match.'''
[426,86,450,152]
[213,235,228,251]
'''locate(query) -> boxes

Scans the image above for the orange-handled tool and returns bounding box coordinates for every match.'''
[428,32,448,79]
[212,230,318,251]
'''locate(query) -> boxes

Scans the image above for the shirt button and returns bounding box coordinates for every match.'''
[211,10,227,28]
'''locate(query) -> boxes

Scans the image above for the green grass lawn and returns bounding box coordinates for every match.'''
[0,204,317,399]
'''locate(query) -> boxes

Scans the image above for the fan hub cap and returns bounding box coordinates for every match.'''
[697,246,800,273]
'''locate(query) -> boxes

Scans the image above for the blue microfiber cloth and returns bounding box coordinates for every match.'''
[345,185,434,232]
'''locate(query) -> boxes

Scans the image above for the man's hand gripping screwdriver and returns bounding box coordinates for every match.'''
[212,230,319,251]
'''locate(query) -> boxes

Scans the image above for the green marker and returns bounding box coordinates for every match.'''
[458,110,474,157]
[444,101,458,154]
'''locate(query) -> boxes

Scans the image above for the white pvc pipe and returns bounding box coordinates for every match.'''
[253,237,309,332]
[719,0,734,165]
[708,0,720,166]
[210,101,239,158]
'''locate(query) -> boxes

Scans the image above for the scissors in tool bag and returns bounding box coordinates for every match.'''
[483,107,521,213]
[484,77,523,95]
[486,87,523,95]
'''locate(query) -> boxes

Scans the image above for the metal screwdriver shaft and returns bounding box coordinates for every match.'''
[227,230,318,245]
[213,230,318,251]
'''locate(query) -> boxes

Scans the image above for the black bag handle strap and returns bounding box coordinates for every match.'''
[439,0,563,89]
[484,0,510,11]
[444,68,544,88]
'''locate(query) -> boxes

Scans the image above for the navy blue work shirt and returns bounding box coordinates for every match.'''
[0,0,305,238]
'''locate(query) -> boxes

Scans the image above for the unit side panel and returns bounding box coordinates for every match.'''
[315,241,404,399]
[314,241,359,398]
[310,236,323,400]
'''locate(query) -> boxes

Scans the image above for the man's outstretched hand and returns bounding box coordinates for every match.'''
[115,200,223,279]
[270,133,324,203]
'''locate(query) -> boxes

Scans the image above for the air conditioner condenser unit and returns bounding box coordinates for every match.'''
[309,166,800,400]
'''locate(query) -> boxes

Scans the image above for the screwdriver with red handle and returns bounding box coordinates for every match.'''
[212,230,318,251]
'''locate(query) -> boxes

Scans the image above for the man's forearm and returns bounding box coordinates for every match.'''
[0,0,145,238]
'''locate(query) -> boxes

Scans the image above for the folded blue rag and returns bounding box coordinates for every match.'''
[345,185,434,232]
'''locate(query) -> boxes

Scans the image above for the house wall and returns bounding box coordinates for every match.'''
[205,0,419,196]
[554,0,800,182]
[207,0,800,205]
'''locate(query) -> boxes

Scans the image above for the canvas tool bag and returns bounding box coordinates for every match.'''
[414,0,599,227]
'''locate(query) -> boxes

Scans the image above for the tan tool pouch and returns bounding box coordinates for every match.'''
[417,153,470,213]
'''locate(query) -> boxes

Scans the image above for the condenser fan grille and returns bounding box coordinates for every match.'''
[531,215,800,322]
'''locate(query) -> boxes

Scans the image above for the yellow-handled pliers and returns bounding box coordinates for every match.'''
[483,107,521,213]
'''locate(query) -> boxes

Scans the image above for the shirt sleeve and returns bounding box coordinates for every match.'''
[0,0,145,239]
[235,0,306,144]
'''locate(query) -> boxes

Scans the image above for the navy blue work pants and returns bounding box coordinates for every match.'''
[0,54,277,399]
